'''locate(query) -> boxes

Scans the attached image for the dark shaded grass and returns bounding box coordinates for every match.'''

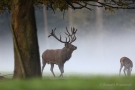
[0,75,135,90]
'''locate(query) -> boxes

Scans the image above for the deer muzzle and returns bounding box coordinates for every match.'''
[74,46,77,50]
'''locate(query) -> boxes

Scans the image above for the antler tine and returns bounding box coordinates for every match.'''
[48,28,55,37]
[65,36,70,43]
[65,37,67,42]
[48,28,71,44]
[65,27,71,43]
[66,27,71,36]
[67,34,71,43]
[48,28,65,43]
[72,27,77,34]
[72,34,77,42]
[71,27,73,33]
[70,27,77,43]
[60,35,62,41]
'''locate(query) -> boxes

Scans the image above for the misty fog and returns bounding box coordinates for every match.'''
[0,7,135,75]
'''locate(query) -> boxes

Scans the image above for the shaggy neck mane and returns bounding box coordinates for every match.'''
[61,47,73,62]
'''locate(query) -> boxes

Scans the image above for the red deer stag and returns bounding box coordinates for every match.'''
[42,27,77,77]
[119,57,133,76]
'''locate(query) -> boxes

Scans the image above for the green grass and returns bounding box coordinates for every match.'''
[0,75,135,90]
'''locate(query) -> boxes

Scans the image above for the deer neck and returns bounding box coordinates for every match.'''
[62,47,73,61]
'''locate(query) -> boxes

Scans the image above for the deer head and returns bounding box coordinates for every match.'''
[48,27,77,51]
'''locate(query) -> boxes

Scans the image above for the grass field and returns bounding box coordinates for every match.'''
[0,74,135,90]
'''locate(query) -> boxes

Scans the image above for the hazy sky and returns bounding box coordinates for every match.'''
[0,7,135,76]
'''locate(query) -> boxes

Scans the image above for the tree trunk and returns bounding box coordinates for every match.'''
[11,0,41,78]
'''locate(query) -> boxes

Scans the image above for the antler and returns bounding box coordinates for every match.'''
[48,28,70,43]
[65,27,77,43]
[48,27,77,44]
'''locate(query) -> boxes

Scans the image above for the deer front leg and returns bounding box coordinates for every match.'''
[58,64,64,77]
[119,63,123,76]
[50,63,55,77]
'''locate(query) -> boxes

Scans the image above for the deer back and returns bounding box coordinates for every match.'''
[42,49,63,64]
[120,57,133,68]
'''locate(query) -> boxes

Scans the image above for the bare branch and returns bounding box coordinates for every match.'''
[74,2,92,10]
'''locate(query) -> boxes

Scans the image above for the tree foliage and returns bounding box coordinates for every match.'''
[0,0,11,13]
[35,0,135,14]
[0,0,135,14]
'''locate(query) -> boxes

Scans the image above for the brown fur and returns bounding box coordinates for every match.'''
[120,57,133,68]
[42,43,77,77]
[119,57,133,76]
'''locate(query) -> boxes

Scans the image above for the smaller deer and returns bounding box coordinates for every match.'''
[42,27,77,77]
[119,57,133,76]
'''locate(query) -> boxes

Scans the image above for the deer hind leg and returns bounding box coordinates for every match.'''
[127,68,131,76]
[58,64,64,77]
[50,63,55,77]
[126,64,131,76]
[42,62,46,75]
[119,62,123,76]
[123,67,127,76]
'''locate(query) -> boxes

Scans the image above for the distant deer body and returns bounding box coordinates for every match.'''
[42,27,77,77]
[119,57,133,76]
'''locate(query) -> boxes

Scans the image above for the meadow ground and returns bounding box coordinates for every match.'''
[0,73,135,90]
